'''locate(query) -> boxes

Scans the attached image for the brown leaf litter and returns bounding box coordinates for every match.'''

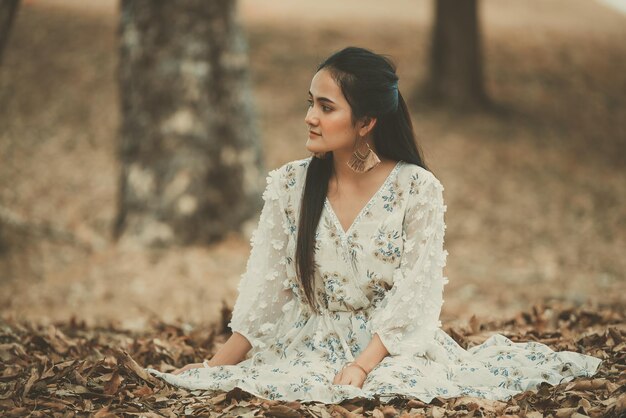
[0,301,624,417]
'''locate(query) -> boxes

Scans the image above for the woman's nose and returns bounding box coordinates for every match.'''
[304,107,318,126]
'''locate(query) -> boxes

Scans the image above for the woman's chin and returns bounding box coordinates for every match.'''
[305,142,325,154]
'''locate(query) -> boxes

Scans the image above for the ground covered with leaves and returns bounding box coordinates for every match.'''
[1,302,624,417]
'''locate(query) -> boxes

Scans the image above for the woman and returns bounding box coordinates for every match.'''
[147,46,602,403]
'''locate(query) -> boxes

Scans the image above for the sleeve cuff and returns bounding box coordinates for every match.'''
[230,326,259,351]
[374,330,401,357]
[373,329,431,357]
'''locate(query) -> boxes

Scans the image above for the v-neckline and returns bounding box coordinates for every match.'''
[324,160,403,238]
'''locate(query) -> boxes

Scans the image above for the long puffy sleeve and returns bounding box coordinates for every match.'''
[227,168,294,351]
[368,172,449,357]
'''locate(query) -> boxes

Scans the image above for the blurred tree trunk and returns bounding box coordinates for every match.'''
[0,0,20,255]
[426,0,490,108]
[115,0,263,246]
[0,0,20,65]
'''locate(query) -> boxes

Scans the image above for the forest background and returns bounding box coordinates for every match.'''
[1,0,623,330]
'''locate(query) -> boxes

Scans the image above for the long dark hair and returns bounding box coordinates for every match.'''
[296,46,430,313]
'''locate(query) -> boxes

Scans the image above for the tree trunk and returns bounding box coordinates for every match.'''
[0,0,20,65]
[115,0,263,246]
[427,0,489,108]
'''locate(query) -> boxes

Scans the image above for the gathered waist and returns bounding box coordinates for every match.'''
[282,298,372,317]
[314,307,370,316]
[278,299,373,332]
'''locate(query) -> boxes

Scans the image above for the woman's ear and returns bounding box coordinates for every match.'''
[359,116,377,136]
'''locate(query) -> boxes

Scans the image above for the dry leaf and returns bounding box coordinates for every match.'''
[103,370,123,395]
[266,404,301,417]
[554,407,578,418]
[381,405,398,418]
[564,378,607,391]
[21,367,39,398]
[132,384,154,397]
[115,349,160,385]
[469,314,480,334]
[430,405,446,418]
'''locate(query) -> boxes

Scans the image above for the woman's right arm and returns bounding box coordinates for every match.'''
[226,167,294,353]
[206,331,252,366]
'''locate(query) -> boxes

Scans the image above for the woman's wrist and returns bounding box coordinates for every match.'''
[204,356,220,368]
[345,361,369,375]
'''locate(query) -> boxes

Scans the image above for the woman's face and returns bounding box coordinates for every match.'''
[305,69,360,155]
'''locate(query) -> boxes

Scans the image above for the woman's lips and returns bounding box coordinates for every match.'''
[309,131,321,138]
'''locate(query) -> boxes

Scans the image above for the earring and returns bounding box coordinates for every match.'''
[347,139,381,173]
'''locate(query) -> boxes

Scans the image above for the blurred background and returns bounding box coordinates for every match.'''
[0,0,624,331]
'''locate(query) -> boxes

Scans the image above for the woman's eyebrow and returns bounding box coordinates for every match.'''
[308,91,336,104]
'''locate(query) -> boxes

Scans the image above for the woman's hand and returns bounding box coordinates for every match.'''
[171,362,205,375]
[332,364,367,388]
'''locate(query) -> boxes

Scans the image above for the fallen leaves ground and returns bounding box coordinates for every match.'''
[1,302,624,417]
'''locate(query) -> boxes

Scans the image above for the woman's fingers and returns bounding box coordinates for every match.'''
[171,363,202,375]
[333,370,343,384]
[332,373,339,384]
[333,369,366,387]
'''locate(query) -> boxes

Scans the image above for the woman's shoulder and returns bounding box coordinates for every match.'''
[266,156,312,195]
[394,163,446,220]
[274,156,313,176]
[398,161,444,194]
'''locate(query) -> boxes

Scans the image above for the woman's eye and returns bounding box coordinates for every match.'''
[307,99,331,112]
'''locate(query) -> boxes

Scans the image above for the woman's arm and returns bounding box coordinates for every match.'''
[367,171,449,357]
[227,168,294,351]
[353,332,389,373]
[172,167,292,376]
[171,331,252,374]
[206,331,252,367]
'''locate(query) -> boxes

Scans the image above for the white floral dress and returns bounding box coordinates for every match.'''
[147,157,602,403]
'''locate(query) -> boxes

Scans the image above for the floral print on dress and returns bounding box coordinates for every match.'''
[365,270,393,306]
[381,178,404,212]
[343,229,363,273]
[147,157,603,404]
[408,172,420,195]
[282,164,298,190]
[283,198,297,236]
[372,225,402,264]
[323,216,343,248]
